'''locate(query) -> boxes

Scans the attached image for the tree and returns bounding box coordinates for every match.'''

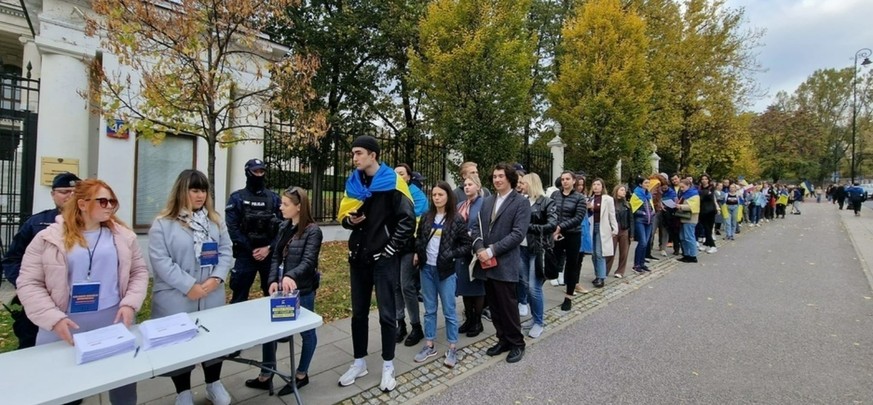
[791,68,853,181]
[548,0,651,183]
[410,0,536,179]
[86,0,326,195]
[749,105,822,183]
[635,0,762,174]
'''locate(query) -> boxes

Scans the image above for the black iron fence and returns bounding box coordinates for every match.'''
[263,114,553,223]
[0,70,39,258]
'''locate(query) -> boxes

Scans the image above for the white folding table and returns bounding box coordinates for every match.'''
[0,298,323,405]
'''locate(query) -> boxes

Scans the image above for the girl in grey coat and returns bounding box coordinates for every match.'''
[148,170,233,405]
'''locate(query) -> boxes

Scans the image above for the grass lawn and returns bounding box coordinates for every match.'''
[1,241,372,354]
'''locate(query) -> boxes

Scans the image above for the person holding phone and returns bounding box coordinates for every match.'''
[549,171,586,311]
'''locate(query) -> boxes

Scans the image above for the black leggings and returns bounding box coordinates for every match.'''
[698,211,716,247]
[554,232,582,295]
[171,362,223,393]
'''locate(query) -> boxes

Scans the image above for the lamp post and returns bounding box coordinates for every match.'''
[851,48,872,184]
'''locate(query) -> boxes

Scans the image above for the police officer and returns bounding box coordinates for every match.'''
[2,172,80,349]
[226,159,282,303]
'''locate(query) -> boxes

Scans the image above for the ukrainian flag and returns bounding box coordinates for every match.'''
[630,186,654,214]
[338,163,412,221]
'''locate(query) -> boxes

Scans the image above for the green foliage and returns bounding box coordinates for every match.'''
[410,0,536,171]
[548,0,651,182]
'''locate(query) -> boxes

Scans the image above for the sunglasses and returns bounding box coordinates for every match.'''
[285,187,301,196]
[86,198,119,209]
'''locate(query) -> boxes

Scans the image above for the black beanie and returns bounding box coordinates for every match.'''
[351,135,380,156]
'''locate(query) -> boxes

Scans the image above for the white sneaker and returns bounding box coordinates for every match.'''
[557,272,565,285]
[660,250,668,257]
[528,324,544,338]
[338,362,368,387]
[707,246,718,254]
[518,303,529,317]
[175,390,194,405]
[549,279,560,286]
[205,381,231,405]
[379,365,397,392]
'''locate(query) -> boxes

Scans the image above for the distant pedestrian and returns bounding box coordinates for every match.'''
[846,183,867,216]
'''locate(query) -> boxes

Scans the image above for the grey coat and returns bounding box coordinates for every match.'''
[471,190,531,283]
[148,217,233,318]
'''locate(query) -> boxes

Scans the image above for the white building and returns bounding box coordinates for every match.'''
[2,0,267,234]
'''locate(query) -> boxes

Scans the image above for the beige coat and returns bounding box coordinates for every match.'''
[587,194,619,257]
[17,220,149,331]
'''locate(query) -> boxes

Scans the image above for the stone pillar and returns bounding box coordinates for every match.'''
[547,135,566,183]
[31,37,92,211]
[615,159,622,184]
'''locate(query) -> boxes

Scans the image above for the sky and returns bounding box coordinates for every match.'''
[725,0,873,112]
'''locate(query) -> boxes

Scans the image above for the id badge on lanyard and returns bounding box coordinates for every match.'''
[70,282,101,313]
[200,241,219,266]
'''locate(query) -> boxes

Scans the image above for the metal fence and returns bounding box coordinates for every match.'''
[263,116,448,223]
[263,115,554,223]
[0,70,39,258]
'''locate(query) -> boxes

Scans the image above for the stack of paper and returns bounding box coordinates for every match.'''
[73,323,137,364]
[140,312,199,350]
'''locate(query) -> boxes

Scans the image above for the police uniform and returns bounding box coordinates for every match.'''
[225,159,282,303]
[1,172,80,349]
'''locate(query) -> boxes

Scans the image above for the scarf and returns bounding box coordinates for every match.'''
[337,163,412,221]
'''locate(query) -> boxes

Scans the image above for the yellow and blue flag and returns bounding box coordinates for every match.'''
[338,163,412,221]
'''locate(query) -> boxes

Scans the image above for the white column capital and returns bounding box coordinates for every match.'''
[34,35,92,59]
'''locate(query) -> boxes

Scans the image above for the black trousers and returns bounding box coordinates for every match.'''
[484,279,525,349]
[350,256,399,361]
[229,256,271,304]
[698,211,716,247]
[9,295,37,349]
[554,232,581,295]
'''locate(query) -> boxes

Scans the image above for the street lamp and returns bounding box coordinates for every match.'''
[851,48,872,184]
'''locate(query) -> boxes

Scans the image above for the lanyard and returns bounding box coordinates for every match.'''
[86,227,103,280]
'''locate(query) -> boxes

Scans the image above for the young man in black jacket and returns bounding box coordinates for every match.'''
[338,135,416,392]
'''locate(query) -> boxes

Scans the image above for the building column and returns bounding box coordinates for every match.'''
[548,136,566,184]
[31,37,92,211]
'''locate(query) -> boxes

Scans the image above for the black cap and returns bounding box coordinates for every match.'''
[351,135,380,156]
[513,163,526,175]
[411,171,426,188]
[245,158,266,172]
[52,172,80,189]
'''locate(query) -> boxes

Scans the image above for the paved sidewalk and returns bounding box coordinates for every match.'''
[6,199,871,404]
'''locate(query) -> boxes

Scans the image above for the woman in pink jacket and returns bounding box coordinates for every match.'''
[17,178,149,405]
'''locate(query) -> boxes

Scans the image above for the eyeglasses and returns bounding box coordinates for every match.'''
[86,198,119,209]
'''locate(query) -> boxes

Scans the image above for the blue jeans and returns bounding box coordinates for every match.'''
[726,205,738,238]
[421,264,459,344]
[261,291,318,376]
[681,223,698,257]
[633,218,652,268]
[592,222,606,279]
[520,247,545,326]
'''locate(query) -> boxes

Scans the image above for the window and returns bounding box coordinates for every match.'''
[134,135,196,229]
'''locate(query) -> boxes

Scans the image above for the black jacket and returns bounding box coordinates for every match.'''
[615,198,634,238]
[550,189,586,234]
[698,186,718,214]
[415,213,472,280]
[342,170,416,266]
[526,196,557,254]
[268,221,323,295]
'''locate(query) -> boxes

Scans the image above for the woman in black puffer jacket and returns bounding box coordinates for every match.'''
[246,187,322,395]
[549,171,586,311]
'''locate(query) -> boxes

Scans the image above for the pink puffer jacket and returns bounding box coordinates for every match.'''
[17,219,149,331]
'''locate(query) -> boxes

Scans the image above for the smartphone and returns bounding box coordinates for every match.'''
[349,211,362,218]
[555,234,565,241]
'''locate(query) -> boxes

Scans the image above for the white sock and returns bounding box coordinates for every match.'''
[354,358,366,368]
[383,360,394,370]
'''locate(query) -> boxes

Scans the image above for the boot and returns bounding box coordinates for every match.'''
[404,322,424,347]
[395,319,407,344]
[466,311,483,337]
[458,308,472,334]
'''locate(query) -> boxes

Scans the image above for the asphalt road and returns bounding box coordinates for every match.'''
[420,202,873,404]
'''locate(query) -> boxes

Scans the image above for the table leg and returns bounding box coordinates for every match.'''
[289,334,303,405]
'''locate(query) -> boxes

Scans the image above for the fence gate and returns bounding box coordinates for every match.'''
[0,70,39,259]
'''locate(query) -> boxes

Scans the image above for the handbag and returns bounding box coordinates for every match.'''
[543,247,559,279]
[674,209,692,220]
[474,213,497,269]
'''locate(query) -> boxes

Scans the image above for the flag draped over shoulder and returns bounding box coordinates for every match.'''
[338,163,412,221]
[680,187,700,214]
[630,186,652,214]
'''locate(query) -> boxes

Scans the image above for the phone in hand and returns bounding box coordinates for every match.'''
[349,211,361,218]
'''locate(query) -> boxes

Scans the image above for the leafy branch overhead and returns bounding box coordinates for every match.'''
[85,0,327,189]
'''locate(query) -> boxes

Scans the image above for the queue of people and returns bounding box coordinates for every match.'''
[2,136,826,403]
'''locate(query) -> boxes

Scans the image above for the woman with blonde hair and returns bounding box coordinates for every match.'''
[455,174,486,337]
[517,173,556,338]
[148,169,233,405]
[18,179,149,404]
